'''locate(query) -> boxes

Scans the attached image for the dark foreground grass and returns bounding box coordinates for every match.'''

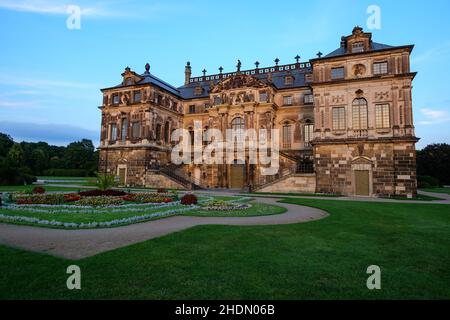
[0,199,449,299]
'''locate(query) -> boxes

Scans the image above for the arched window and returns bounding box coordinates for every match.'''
[164,122,170,143]
[352,98,368,130]
[304,119,314,146]
[231,117,245,142]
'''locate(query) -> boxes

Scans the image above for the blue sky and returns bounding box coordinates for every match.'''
[0,0,449,148]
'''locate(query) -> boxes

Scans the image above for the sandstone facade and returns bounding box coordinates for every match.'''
[98,27,418,197]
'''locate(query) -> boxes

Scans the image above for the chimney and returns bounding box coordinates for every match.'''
[184,61,191,85]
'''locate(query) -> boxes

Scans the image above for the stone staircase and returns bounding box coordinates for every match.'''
[159,164,203,190]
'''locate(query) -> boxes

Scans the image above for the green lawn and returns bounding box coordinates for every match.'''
[0,198,449,299]
[420,187,450,195]
[382,194,445,201]
[242,192,342,198]
[0,185,92,192]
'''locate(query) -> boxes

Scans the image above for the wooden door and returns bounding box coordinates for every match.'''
[355,170,370,196]
[230,164,245,189]
[118,168,126,185]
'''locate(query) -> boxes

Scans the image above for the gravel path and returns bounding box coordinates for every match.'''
[0,198,327,260]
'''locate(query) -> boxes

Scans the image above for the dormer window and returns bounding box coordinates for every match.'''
[125,78,133,86]
[352,41,365,53]
[284,76,294,85]
[194,86,203,96]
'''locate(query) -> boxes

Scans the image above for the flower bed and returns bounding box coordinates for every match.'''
[202,199,251,211]
[74,196,124,207]
[15,194,66,205]
[122,193,175,203]
[78,189,127,197]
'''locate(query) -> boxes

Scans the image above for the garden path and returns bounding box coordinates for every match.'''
[0,198,327,259]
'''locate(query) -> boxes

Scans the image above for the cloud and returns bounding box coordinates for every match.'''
[0,100,44,109]
[411,42,450,65]
[0,121,99,146]
[417,108,450,125]
[0,74,98,90]
[0,0,99,15]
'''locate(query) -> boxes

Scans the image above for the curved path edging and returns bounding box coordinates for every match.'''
[0,198,328,260]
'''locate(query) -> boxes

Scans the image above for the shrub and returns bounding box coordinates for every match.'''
[418,175,441,189]
[32,186,46,194]
[78,189,126,197]
[157,188,167,194]
[96,173,117,191]
[180,193,198,205]
[42,168,89,177]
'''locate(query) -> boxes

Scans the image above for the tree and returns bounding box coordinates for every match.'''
[417,143,450,185]
[64,139,95,170]
[0,133,14,157]
[7,143,25,167]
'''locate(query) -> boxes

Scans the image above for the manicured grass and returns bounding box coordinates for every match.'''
[1,198,449,299]
[382,194,445,201]
[0,185,91,192]
[242,192,342,198]
[38,176,94,181]
[420,187,450,195]
[183,201,287,217]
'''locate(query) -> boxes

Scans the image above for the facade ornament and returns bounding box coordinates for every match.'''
[236,59,242,73]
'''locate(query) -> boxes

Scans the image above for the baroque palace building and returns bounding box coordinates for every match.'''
[98,26,418,197]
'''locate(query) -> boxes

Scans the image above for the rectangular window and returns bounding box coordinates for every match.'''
[282,125,291,148]
[121,119,128,142]
[132,122,140,139]
[352,105,368,130]
[110,123,117,141]
[133,91,141,103]
[376,104,390,128]
[331,67,345,80]
[373,62,388,75]
[259,92,268,102]
[112,94,120,105]
[352,41,365,53]
[283,96,293,106]
[332,107,346,130]
[304,124,314,146]
[304,94,314,104]
[189,105,196,113]
[284,76,294,85]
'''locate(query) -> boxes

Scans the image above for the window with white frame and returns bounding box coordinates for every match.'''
[352,41,365,53]
[259,92,268,102]
[376,104,390,128]
[283,96,293,106]
[373,61,388,75]
[332,107,346,130]
[304,93,314,104]
[304,122,314,145]
[352,98,368,130]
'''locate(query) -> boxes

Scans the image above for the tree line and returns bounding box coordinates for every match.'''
[0,132,98,185]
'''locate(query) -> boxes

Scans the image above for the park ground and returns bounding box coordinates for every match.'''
[0,179,449,299]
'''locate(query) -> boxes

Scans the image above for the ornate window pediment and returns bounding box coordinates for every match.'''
[210,74,270,94]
